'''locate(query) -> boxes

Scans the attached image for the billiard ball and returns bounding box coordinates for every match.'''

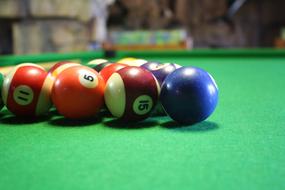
[52,66,105,119]
[48,61,80,79]
[127,59,148,67]
[87,59,113,72]
[140,61,161,71]
[160,67,218,124]
[141,62,181,86]
[117,57,147,67]
[0,72,4,111]
[99,63,128,82]
[117,57,136,64]
[2,63,53,117]
[104,66,160,122]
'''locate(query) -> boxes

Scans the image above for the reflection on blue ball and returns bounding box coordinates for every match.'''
[160,66,218,125]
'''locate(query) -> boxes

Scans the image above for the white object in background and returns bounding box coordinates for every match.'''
[90,0,115,43]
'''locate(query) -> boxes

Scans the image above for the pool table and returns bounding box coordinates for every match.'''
[0,49,285,190]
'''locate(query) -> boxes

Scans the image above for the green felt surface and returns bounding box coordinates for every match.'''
[1,50,285,190]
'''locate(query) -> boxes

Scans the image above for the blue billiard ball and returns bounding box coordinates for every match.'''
[160,66,218,124]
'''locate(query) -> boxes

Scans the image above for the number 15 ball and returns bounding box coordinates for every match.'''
[104,67,159,122]
[52,66,105,119]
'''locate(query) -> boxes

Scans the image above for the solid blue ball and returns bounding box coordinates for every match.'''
[160,66,218,125]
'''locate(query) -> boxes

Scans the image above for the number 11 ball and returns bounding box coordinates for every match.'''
[52,66,105,119]
[160,67,218,125]
[104,67,160,122]
[2,63,53,117]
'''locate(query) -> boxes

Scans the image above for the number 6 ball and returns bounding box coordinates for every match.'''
[52,66,105,119]
[104,67,160,122]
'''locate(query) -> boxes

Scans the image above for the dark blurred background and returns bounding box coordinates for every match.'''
[1,0,285,55]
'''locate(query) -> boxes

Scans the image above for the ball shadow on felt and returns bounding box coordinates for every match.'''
[103,118,158,129]
[48,116,103,127]
[98,108,113,118]
[160,120,219,132]
[0,114,51,125]
[0,112,5,119]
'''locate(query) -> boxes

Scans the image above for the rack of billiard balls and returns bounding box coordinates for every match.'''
[0,58,218,125]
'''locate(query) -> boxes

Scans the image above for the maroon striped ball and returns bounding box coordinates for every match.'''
[104,66,160,122]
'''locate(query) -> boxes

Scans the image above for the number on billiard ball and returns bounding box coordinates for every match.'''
[51,66,105,119]
[2,63,53,117]
[104,66,159,122]
[13,85,34,105]
[133,95,153,115]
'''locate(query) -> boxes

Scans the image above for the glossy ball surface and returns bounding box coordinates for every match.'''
[117,58,147,67]
[117,57,136,64]
[48,61,80,79]
[87,59,113,72]
[52,66,105,119]
[2,63,53,116]
[99,63,128,83]
[140,61,161,71]
[160,67,218,124]
[104,66,159,122]
[141,62,180,86]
